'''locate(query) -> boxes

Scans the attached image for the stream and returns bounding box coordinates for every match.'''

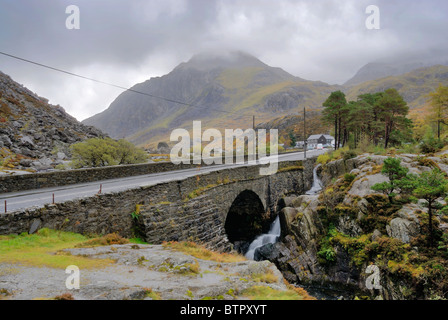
[245,164,323,260]
[245,164,352,299]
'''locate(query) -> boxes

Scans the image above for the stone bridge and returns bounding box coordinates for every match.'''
[0,159,317,252]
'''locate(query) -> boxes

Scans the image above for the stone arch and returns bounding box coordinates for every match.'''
[224,189,271,253]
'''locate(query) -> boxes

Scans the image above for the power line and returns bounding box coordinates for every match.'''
[0,51,254,119]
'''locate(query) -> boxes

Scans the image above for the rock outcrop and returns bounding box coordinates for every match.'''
[256,153,448,300]
[0,243,311,300]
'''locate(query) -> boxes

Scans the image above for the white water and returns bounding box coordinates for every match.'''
[245,216,281,260]
[245,164,323,260]
[306,164,323,195]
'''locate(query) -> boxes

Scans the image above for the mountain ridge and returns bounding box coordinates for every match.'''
[82,51,448,147]
[83,51,339,147]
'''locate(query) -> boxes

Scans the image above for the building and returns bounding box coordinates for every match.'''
[307,134,334,148]
[295,141,305,148]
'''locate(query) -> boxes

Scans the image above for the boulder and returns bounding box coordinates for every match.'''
[279,207,298,236]
[57,152,67,160]
[19,159,33,167]
[19,136,35,149]
[347,173,389,198]
[0,134,12,147]
[387,218,420,244]
[371,229,382,241]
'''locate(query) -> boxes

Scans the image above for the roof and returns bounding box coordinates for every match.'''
[307,134,334,140]
[307,134,323,140]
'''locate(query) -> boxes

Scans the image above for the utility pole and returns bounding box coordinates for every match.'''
[252,115,257,160]
[304,107,307,159]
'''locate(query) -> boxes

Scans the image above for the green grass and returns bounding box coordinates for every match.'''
[0,228,116,269]
[241,285,305,300]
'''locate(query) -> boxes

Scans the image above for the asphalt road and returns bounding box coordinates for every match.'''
[0,149,326,212]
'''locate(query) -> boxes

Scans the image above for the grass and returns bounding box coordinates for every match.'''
[278,165,304,173]
[0,228,116,269]
[74,233,129,248]
[250,269,279,284]
[143,288,162,300]
[185,184,218,200]
[241,285,306,300]
[162,241,246,263]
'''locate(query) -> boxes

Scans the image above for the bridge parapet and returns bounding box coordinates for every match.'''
[0,159,317,250]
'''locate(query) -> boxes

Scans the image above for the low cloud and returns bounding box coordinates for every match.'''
[0,0,446,120]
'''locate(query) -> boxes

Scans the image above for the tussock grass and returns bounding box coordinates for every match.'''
[241,285,306,300]
[162,241,246,263]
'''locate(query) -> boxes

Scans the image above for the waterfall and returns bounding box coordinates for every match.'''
[305,164,323,195]
[245,164,323,260]
[245,216,281,260]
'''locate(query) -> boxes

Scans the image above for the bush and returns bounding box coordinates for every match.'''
[342,149,357,161]
[317,153,331,165]
[70,138,148,168]
[420,137,445,154]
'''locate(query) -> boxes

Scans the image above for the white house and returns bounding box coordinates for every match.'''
[307,134,334,148]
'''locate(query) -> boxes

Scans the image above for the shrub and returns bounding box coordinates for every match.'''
[342,149,357,161]
[70,138,148,168]
[317,153,331,165]
[420,137,445,154]
[371,157,411,202]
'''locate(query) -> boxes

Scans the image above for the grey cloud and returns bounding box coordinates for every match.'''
[0,0,447,120]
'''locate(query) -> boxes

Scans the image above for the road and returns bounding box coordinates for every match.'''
[0,149,326,212]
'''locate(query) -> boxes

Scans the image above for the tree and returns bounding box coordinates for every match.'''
[322,91,347,150]
[70,138,148,168]
[116,139,148,165]
[412,169,448,247]
[288,130,297,148]
[375,88,409,149]
[371,157,410,202]
[357,93,383,146]
[427,84,448,140]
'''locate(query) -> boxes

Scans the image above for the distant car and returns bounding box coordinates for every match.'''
[317,144,324,150]
[307,145,314,150]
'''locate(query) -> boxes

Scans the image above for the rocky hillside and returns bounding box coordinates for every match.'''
[0,71,105,173]
[83,51,339,147]
[258,152,448,299]
[344,55,448,86]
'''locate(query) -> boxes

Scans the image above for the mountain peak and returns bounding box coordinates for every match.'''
[177,50,267,71]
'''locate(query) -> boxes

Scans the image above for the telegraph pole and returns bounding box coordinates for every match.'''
[252,115,256,160]
[303,107,307,159]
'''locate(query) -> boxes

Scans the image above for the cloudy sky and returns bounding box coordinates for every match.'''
[0,0,447,121]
